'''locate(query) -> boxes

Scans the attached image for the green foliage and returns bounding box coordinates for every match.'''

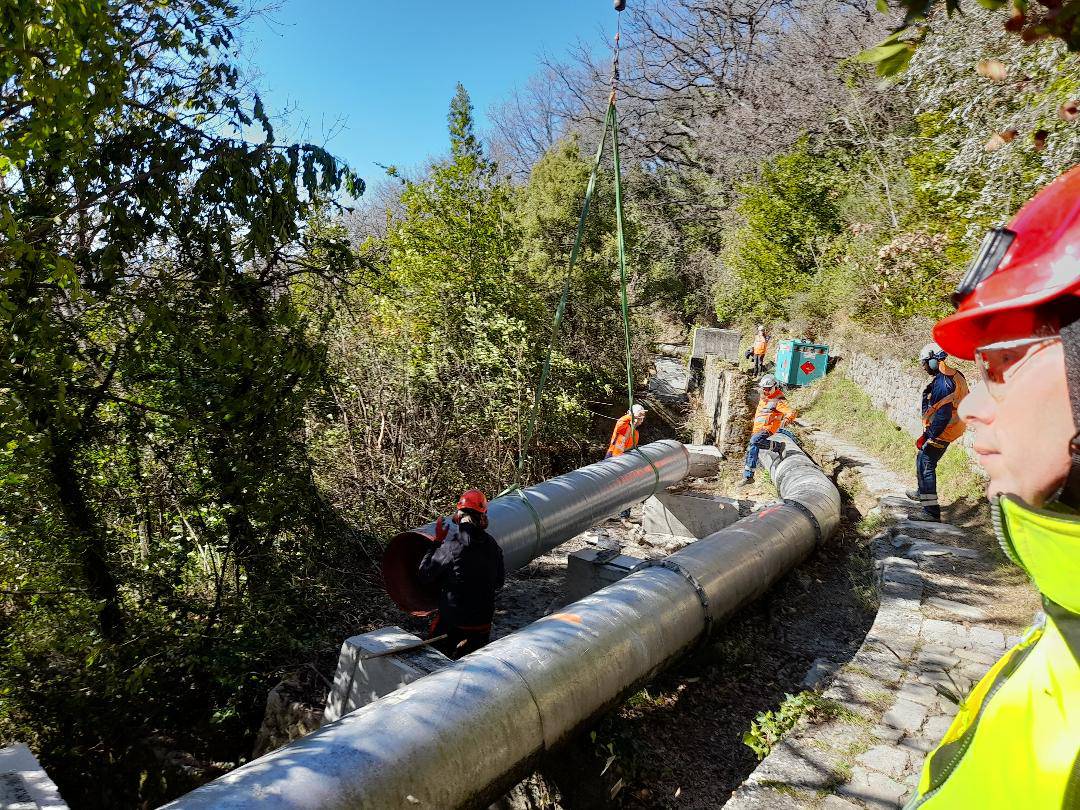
[863,0,1080,76]
[718,143,846,323]
[742,692,850,760]
[1,2,364,805]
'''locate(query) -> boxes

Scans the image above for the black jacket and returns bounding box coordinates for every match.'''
[418,520,505,628]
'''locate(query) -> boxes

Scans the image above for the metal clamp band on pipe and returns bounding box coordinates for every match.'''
[166,433,839,810]
[381,439,690,615]
[632,557,712,637]
[782,498,823,544]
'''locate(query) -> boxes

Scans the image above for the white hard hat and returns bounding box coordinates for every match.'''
[919,342,946,362]
[631,403,647,418]
[759,373,778,389]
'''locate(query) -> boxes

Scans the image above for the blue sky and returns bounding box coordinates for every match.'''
[245,1,613,181]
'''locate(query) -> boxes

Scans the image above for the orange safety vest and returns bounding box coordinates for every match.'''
[752,389,795,435]
[922,363,969,444]
[753,335,768,356]
[606,414,639,457]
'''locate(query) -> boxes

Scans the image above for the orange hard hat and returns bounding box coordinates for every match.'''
[456,489,488,514]
[934,164,1080,359]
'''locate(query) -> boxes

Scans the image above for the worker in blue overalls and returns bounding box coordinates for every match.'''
[906,343,968,521]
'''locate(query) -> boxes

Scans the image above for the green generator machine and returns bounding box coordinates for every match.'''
[775,339,829,387]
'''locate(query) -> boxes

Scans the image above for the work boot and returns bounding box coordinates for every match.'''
[739,476,754,489]
[905,489,924,502]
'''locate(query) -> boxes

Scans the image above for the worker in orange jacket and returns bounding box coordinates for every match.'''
[606,403,646,459]
[752,324,769,376]
[741,374,795,486]
[606,403,646,517]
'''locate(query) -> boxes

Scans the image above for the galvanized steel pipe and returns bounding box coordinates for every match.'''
[166,434,840,810]
[381,439,691,614]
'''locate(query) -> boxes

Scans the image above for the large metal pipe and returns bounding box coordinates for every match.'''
[166,434,840,810]
[381,439,690,614]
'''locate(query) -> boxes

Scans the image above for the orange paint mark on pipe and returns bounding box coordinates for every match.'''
[548,613,583,625]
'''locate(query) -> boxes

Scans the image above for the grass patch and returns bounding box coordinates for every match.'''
[759,781,813,801]
[865,690,893,712]
[743,692,864,760]
[856,511,888,538]
[798,372,985,506]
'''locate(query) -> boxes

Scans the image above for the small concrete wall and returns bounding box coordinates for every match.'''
[643,491,742,539]
[323,627,451,724]
[0,744,68,809]
[565,548,643,602]
[693,357,742,449]
[648,356,691,402]
[692,328,742,362]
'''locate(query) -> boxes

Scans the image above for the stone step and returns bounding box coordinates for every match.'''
[892,519,966,541]
[925,596,988,622]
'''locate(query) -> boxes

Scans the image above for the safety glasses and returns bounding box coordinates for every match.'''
[974,335,1061,400]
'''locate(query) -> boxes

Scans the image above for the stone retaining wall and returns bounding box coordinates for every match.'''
[843,352,976,458]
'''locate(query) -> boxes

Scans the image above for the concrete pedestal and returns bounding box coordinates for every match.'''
[684,444,724,478]
[642,491,741,539]
[566,548,644,601]
[0,744,67,809]
[323,627,452,724]
[691,328,742,362]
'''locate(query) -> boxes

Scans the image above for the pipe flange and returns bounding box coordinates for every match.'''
[633,558,712,637]
[782,498,823,544]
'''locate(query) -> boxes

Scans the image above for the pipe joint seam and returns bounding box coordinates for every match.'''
[781,498,823,544]
[632,558,712,637]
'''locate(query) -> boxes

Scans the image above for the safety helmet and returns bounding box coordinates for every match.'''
[759,373,778,390]
[631,403,646,418]
[919,342,947,363]
[934,164,1080,360]
[456,489,488,514]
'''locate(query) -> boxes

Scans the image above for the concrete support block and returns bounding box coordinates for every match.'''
[566,548,643,602]
[0,743,68,809]
[691,327,742,362]
[684,444,723,478]
[323,627,452,724]
[642,491,741,539]
[693,355,738,447]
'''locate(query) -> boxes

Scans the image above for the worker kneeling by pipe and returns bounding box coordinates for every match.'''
[418,489,505,659]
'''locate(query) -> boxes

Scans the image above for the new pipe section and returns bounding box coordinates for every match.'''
[381,439,690,614]
[166,435,840,810]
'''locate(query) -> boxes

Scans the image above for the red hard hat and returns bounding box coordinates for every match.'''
[456,489,488,514]
[934,164,1080,360]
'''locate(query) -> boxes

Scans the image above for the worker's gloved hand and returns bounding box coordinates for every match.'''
[915,435,927,451]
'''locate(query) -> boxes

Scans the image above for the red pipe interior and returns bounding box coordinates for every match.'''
[381,530,439,616]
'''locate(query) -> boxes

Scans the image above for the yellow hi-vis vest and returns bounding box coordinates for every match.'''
[905,495,1080,808]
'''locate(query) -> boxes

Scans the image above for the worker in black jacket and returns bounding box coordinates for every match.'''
[418,489,505,659]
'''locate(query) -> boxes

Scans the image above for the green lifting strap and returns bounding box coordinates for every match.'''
[507,102,616,489]
[609,100,660,494]
[611,102,634,429]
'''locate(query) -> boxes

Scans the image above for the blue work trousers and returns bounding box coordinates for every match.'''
[744,430,774,479]
[916,442,948,520]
